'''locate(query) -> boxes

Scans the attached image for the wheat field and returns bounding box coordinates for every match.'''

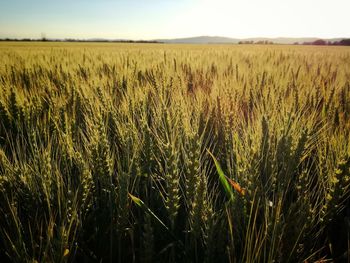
[0,42,350,262]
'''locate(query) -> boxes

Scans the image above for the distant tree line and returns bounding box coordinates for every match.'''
[238,40,274,45]
[294,39,350,46]
[1,38,349,45]
[238,39,350,46]
[0,38,162,43]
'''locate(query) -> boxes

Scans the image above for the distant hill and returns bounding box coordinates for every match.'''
[155,36,344,44]
[155,36,240,44]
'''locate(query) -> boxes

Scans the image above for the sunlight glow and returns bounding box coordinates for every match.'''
[167,0,350,39]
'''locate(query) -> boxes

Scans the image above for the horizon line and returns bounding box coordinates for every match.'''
[1,35,350,41]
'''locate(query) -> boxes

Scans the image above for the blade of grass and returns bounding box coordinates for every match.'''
[128,193,169,231]
[128,193,187,257]
[207,149,234,201]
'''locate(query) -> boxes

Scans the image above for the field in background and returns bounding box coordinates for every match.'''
[0,42,350,262]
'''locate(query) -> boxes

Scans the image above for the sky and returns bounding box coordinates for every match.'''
[0,0,349,40]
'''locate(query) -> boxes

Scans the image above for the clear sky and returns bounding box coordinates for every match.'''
[0,0,349,40]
